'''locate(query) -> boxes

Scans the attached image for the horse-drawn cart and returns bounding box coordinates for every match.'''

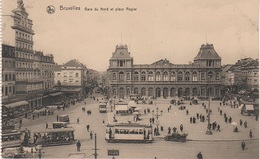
[164,133,188,142]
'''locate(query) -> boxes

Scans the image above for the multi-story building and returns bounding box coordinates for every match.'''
[54,59,88,97]
[107,44,222,99]
[2,44,16,101]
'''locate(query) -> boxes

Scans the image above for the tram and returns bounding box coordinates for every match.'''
[33,128,76,146]
[2,130,22,149]
[105,123,153,143]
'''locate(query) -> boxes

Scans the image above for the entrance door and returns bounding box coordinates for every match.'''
[163,88,168,98]
[156,88,161,98]
[178,88,183,97]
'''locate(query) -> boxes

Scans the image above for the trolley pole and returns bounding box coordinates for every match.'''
[94,133,98,159]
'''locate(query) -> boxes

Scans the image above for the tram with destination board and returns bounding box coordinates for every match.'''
[33,128,76,146]
[105,123,153,143]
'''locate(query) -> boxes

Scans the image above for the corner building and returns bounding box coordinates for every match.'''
[107,44,222,99]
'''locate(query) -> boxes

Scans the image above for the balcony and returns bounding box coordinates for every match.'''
[16,79,43,83]
[11,24,35,35]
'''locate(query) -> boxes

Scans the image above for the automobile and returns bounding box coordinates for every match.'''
[52,122,72,129]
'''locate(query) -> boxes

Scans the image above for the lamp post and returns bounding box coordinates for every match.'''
[206,72,213,135]
[152,107,163,136]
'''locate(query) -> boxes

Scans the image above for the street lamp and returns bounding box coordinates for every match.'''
[153,107,163,136]
[35,145,43,159]
[206,72,213,135]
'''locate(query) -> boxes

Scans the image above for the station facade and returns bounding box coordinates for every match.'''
[107,44,222,99]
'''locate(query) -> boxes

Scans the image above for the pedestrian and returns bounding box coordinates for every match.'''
[190,117,192,123]
[86,125,90,132]
[220,110,222,116]
[167,107,170,113]
[197,152,203,159]
[196,113,199,119]
[229,117,232,123]
[77,118,79,124]
[103,120,105,126]
[90,131,93,139]
[76,140,81,151]
[217,124,220,132]
[180,124,183,132]
[160,125,164,131]
[173,127,177,133]
[57,115,59,121]
[240,119,243,126]
[241,141,246,151]
[186,109,189,115]
[32,114,35,120]
[244,121,248,128]
[249,129,252,138]
[45,122,48,129]
[168,127,171,134]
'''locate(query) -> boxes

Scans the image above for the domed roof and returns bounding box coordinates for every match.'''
[111,44,132,59]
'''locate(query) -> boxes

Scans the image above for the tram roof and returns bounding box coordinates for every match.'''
[107,123,151,128]
[34,128,75,133]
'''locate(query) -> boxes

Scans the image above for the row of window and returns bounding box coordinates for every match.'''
[2,73,15,81]
[57,72,79,77]
[3,60,15,68]
[16,41,33,51]
[15,30,33,41]
[15,61,54,69]
[16,72,54,80]
[112,71,220,81]
[2,86,15,96]
[14,17,32,29]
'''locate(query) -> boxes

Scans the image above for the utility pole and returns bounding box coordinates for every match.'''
[93,133,98,159]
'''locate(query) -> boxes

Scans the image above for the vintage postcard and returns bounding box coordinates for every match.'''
[1,0,259,158]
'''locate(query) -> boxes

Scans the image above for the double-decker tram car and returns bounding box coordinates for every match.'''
[33,128,76,146]
[105,123,153,143]
[2,130,22,149]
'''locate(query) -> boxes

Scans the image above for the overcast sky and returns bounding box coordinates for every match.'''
[2,0,259,71]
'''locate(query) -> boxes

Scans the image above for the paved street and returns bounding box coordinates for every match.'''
[21,94,259,158]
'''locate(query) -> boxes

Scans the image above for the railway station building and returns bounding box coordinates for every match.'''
[107,43,222,99]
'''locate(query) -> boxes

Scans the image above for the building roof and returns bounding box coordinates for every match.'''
[63,59,84,68]
[151,58,174,66]
[111,44,132,59]
[222,64,233,72]
[194,43,221,60]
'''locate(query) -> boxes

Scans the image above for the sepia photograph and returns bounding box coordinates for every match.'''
[1,0,259,158]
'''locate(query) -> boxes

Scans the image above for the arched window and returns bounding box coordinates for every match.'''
[185,72,190,81]
[216,72,220,80]
[134,72,139,81]
[177,72,183,81]
[112,73,116,80]
[134,87,139,94]
[201,72,205,80]
[155,72,161,81]
[208,71,213,81]
[119,72,124,81]
[163,72,168,81]
[192,72,198,81]
[148,71,154,81]
[141,71,146,81]
[170,72,176,81]
[126,73,130,80]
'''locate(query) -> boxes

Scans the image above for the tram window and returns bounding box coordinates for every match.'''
[130,130,135,134]
[120,129,124,134]
[139,129,143,134]
[115,129,119,134]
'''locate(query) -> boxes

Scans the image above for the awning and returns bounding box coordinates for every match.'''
[49,92,64,96]
[238,104,244,110]
[61,88,81,93]
[245,105,254,111]
[115,105,129,111]
[5,101,29,109]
